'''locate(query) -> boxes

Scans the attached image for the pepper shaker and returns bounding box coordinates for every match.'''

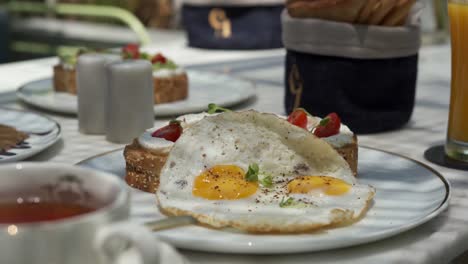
[76,53,121,134]
[106,60,154,143]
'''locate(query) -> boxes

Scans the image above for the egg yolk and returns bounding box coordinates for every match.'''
[192,165,258,200]
[287,176,351,196]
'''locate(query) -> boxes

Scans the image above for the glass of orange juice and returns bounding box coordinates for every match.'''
[447,0,468,162]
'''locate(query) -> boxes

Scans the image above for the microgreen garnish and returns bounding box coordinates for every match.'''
[58,47,86,66]
[140,52,152,60]
[245,163,259,182]
[207,103,232,114]
[319,117,330,126]
[122,52,132,59]
[259,174,273,188]
[279,197,308,208]
[152,60,177,71]
[279,197,294,208]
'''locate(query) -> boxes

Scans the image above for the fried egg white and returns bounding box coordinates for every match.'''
[156,111,375,233]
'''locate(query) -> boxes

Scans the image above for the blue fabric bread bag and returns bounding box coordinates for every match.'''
[283,5,422,134]
[182,0,284,49]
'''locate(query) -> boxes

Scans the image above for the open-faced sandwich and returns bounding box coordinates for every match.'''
[121,44,188,104]
[155,110,374,233]
[53,44,188,104]
[124,106,357,193]
[53,50,78,94]
[0,124,29,153]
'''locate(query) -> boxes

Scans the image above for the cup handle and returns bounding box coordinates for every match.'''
[95,222,161,264]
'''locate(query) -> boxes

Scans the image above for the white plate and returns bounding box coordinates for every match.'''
[17,71,256,117]
[117,243,188,264]
[77,147,450,254]
[0,108,61,163]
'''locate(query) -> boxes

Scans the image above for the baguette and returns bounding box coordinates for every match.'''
[356,0,379,24]
[368,0,398,25]
[382,0,416,27]
[287,0,367,23]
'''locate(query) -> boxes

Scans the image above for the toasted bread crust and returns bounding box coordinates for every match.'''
[123,140,168,193]
[53,65,77,94]
[124,135,358,193]
[335,135,358,176]
[53,65,188,104]
[154,73,188,104]
[287,0,367,23]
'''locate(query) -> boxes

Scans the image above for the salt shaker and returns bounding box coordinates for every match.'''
[76,53,121,134]
[106,60,154,143]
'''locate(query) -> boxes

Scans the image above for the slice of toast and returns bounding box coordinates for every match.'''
[124,139,169,193]
[154,72,189,104]
[334,135,358,176]
[53,64,188,102]
[53,65,77,94]
[124,134,358,193]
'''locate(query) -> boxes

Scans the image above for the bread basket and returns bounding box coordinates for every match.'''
[283,3,423,134]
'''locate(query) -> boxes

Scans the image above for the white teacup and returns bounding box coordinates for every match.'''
[0,163,162,264]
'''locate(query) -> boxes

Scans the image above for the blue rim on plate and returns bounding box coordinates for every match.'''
[0,107,61,163]
[76,146,450,254]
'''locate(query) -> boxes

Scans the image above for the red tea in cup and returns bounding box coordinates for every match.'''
[0,201,96,224]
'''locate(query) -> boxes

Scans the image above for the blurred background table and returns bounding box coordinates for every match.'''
[1,29,468,263]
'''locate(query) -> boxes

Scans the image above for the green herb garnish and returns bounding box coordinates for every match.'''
[259,174,273,188]
[152,60,177,71]
[319,117,330,126]
[245,163,259,182]
[140,52,152,60]
[58,50,79,66]
[279,197,294,208]
[279,197,308,208]
[207,103,232,114]
[57,47,97,66]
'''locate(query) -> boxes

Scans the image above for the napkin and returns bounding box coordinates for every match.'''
[282,1,424,59]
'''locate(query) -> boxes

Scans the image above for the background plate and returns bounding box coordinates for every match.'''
[78,147,450,254]
[17,71,256,117]
[0,108,61,163]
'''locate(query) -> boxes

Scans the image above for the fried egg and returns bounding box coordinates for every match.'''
[156,111,375,233]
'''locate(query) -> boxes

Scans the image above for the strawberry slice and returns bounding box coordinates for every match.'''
[151,120,183,142]
[151,53,167,64]
[287,109,308,130]
[313,113,341,138]
[122,44,140,59]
